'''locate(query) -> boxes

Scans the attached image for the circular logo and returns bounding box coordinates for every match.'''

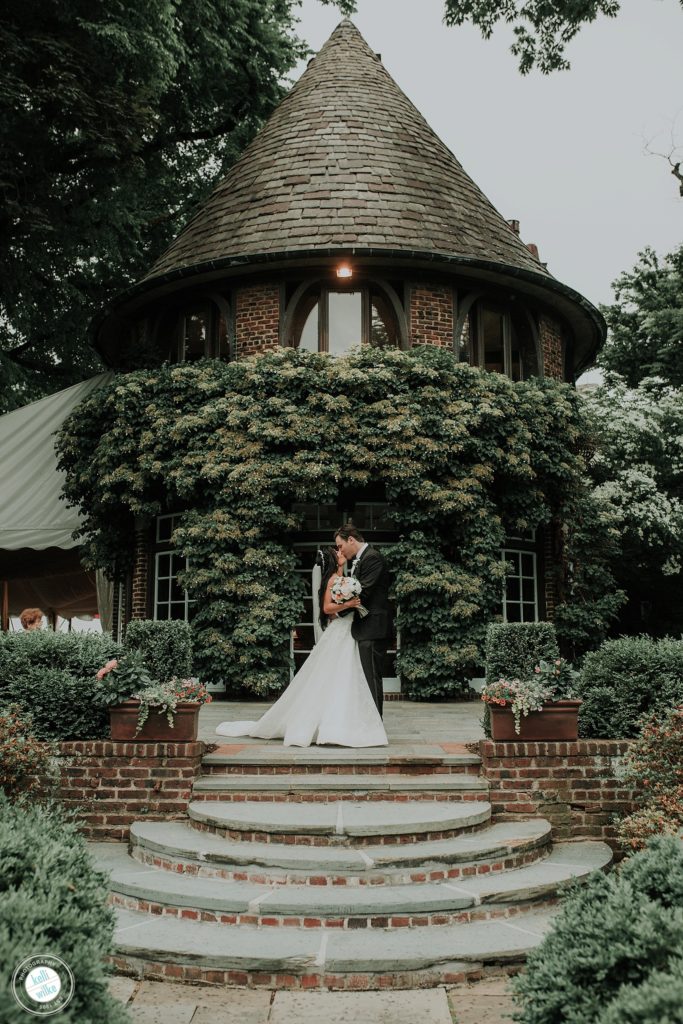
[12,955,75,1016]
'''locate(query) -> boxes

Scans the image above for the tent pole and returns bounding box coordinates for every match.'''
[1,580,8,632]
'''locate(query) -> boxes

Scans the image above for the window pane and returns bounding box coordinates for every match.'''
[506,604,521,622]
[157,579,170,603]
[217,315,229,360]
[457,312,473,364]
[170,603,186,620]
[157,517,173,543]
[329,291,362,355]
[157,553,170,577]
[510,319,539,381]
[522,603,537,622]
[482,308,505,373]
[521,554,535,577]
[299,302,318,352]
[506,577,521,602]
[522,577,536,602]
[370,294,398,348]
[183,308,210,361]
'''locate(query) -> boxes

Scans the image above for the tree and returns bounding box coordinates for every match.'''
[0,0,350,413]
[598,246,683,387]
[581,374,683,635]
[441,0,682,75]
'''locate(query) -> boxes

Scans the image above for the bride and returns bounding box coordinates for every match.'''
[215,547,388,747]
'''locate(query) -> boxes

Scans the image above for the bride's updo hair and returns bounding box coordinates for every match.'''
[316,545,340,631]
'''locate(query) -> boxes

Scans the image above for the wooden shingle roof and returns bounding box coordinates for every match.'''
[142,19,550,284]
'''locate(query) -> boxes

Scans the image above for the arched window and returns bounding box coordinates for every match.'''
[155,296,232,364]
[285,280,406,353]
[456,298,541,381]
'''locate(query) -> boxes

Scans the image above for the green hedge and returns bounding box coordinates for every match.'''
[124,619,193,682]
[577,636,683,738]
[0,632,121,741]
[512,836,683,1024]
[0,795,131,1023]
[485,622,560,683]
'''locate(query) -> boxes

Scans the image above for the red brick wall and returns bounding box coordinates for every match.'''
[539,315,564,379]
[235,284,281,357]
[409,284,454,348]
[130,523,149,620]
[56,741,205,841]
[479,739,640,853]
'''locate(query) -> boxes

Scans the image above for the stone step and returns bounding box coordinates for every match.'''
[202,748,481,775]
[187,799,491,845]
[129,818,552,884]
[110,904,557,988]
[94,840,611,928]
[192,772,489,800]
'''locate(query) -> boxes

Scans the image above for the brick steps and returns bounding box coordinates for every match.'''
[128,817,552,884]
[186,799,491,845]
[191,771,489,801]
[94,840,610,929]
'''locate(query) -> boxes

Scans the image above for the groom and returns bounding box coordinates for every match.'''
[334,525,392,718]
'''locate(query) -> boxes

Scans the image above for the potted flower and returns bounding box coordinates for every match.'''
[97,654,212,741]
[481,659,582,741]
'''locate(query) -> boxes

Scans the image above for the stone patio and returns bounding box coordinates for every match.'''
[109,975,516,1023]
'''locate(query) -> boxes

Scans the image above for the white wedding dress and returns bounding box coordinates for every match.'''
[215,613,388,747]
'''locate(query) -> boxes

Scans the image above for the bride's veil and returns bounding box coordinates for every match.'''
[312,549,324,644]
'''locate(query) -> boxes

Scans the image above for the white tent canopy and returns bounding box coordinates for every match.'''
[0,373,114,550]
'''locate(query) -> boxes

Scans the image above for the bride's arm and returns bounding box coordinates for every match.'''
[322,576,361,617]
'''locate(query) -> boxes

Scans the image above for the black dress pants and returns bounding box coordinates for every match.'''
[357,639,385,718]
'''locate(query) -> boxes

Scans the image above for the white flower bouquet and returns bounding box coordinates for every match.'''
[330,576,369,617]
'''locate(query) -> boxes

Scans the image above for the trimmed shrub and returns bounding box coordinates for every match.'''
[616,707,683,851]
[577,636,683,739]
[1,668,110,741]
[0,794,131,1023]
[485,622,560,683]
[124,619,193,682]
[0,630,122,691]
[512,836,683,1024]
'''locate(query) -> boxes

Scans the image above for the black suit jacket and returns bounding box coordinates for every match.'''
[350,546,393,642]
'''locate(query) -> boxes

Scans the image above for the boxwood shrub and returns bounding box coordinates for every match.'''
[577,636,683,739]
[0,630,121,683]
[485,622,560,683]
[124,619,193,682]
[0,794,131,1023]
[512,836,683,1024]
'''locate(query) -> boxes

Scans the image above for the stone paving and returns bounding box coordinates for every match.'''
[108,975,516,1023]
[199,699,485,747]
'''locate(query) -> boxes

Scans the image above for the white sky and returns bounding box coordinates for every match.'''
[294,0,683,320]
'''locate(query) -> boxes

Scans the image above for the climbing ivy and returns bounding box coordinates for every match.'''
[57,346,615,696]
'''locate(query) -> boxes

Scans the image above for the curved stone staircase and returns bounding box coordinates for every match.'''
[92,746,612,990]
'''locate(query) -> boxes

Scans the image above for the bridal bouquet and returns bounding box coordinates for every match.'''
[330,576,369,617]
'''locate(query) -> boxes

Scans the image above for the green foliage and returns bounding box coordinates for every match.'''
[443,0,621,74]
[57,347,612,696]
[485,622,559,682]
[599,246,683,388]
[124,619,193,682]
[0,794,132,1024]
[0,0,323,410]
[0,630,121,682]
[616,707,683,851]
[511,837,683,1024]
[0,632,121,741]
[0,705,59,799]
[577,636,683,738]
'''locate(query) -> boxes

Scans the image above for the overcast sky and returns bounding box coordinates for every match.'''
[295,0,682,329]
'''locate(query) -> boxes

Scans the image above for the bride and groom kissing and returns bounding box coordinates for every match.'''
[216,525,392,747]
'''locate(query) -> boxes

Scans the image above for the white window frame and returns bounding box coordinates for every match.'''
[501,547,539,623]
[154,514,193,622]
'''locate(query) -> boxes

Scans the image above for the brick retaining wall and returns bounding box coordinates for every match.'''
[57,741,206,841]
[478,739,640,851]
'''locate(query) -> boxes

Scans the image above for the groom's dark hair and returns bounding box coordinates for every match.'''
[334,524,365,542]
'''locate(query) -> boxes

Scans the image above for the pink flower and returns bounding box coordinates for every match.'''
[96,658,118,680]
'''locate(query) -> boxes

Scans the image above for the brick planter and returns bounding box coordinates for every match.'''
[478,739,641,852]
[56,740,206,841]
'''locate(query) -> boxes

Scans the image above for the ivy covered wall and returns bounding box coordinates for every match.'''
[57,346,620,696]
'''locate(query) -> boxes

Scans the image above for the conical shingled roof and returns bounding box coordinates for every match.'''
[141,19,550,284]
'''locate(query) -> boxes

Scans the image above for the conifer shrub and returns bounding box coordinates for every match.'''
[512,837,683,1024]
[0,794,131,1023]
